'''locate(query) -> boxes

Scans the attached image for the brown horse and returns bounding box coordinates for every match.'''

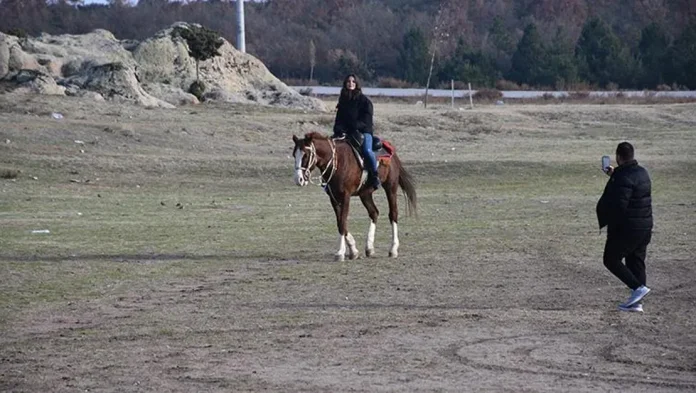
[292,132,417,261]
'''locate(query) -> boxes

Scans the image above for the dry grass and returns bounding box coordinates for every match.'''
[1,93,695,392]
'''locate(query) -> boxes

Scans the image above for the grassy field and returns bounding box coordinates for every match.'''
[1,94,695,392]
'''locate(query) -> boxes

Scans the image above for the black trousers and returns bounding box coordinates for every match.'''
[603,230,651,290]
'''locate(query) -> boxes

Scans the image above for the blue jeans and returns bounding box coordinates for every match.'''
[361,133,378,175]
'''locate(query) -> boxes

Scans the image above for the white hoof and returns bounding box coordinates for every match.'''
[365,249,375,258]
[335,254,345,262]
[389,251,398,258]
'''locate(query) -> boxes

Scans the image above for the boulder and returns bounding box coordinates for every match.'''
[7,69,65,95]
[0,33,10,79]
[66,62,174,108]
[142,82,199,106]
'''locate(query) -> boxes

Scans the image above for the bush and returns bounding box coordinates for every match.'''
[495,79,523,91]
[282,78,318,86]
[377,77,416,88]
[473,88,503,100]
[568,91,590,100]
[1,169,20,179]
[5,28,27,39]
[189,80,206,101]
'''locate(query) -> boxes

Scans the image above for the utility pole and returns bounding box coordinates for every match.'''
[236,0,246,53]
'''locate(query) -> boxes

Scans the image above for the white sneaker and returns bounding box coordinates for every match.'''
[621,285,651,308]
[618,303,644,312]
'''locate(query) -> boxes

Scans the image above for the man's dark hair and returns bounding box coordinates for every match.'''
[616,142,635,161]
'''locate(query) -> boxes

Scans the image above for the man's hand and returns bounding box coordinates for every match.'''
[604,165,615,176]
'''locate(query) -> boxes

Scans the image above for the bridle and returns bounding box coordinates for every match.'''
[296,138,337,187]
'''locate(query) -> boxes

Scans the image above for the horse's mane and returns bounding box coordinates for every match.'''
[304,131,330,141]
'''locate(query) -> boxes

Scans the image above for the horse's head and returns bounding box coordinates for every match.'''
[292,134,314,186]
[292,132,335,187]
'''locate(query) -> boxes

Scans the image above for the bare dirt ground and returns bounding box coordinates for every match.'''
[1,94,695,392]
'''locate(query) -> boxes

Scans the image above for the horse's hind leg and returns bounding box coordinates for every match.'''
[359,193,379,257]
[386,186,399,258]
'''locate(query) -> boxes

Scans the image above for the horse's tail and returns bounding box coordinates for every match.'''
[393,153,417,217]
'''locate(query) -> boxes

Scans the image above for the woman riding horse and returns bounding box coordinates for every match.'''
[332,74,381,190]
[292,131,417,261]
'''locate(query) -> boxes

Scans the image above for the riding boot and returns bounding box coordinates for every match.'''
[370,168,381,190]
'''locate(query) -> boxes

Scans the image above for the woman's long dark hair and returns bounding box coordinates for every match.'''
[339,74,362,102]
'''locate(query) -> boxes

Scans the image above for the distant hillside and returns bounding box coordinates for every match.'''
[1,0,695,90]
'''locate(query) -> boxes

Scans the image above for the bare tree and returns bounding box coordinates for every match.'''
[424,1,452,108]
[309,39,316,81]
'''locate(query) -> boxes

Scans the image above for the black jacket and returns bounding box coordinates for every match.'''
[333,93,374,135]
[596,160,653,233]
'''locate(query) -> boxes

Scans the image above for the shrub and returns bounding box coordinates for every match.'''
[1,169,20,179]
[495,79,522,91]
[473,88,503,100]
[377,77,415,88]
[189,80,205,100]
[569,91,590,100]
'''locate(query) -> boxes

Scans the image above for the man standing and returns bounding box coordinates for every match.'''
[597,142,653,312]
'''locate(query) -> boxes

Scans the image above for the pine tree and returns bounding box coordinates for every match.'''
[399,27,429,85]
[575,18,633,88]
[666,22,696,89]
[172,25,224,99]
[438,39,499,87]
[546,28,578,89]
[508,23,549,86]
[638,23,669,88]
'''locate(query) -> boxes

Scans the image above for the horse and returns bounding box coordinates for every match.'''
[292,132,417,261]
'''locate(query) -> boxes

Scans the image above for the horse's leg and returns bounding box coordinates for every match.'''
[332,194,351,262]
[359,193,379,257]
[386,185,400,258]
[345,232,359,260]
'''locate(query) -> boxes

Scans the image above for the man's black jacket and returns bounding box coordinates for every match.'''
[596,160,653,233]
[333,93,374,136]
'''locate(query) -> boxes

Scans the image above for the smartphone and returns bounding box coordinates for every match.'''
[601,155,611,173]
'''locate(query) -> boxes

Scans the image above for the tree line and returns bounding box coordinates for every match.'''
[1,0,695,90]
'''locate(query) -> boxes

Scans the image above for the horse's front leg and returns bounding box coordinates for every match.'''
[360,193,379,257]
[345,232,359,260]
[331,194,352,262]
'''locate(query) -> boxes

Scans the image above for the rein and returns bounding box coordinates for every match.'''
[298,139,337,188]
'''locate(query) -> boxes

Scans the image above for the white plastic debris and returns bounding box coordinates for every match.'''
[31,229,50,234]
[51,112,64,119]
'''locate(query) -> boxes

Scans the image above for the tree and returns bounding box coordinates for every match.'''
[508,23,550,86]
[575,18,634,88]
[172,25,224,98]
[546,27,578,89]
[666,22,696,89]
[637,22,669,88]
[438,39,499,88]
[309,39,316,81]
[399,27,429,85]
[487,15,515,74]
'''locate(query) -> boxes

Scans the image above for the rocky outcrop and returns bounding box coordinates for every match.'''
[0,25,326,111]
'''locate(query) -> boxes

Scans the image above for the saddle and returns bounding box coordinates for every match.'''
[332,133,394,169]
